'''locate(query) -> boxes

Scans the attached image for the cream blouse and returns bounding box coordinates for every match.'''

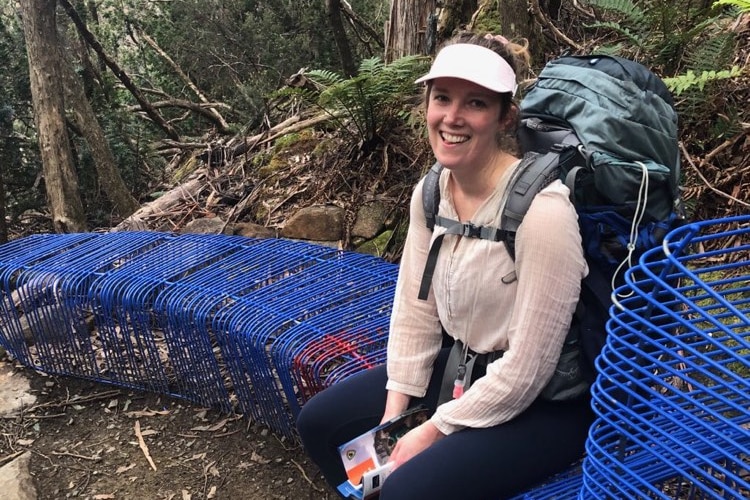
[385,162,588,435]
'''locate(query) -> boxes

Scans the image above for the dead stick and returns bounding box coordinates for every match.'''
[51,450,101,461]
[0,451,25,467]
[27,390,122,411]
[134,420,157,471]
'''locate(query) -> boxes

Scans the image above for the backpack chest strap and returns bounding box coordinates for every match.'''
[417,216,510,300]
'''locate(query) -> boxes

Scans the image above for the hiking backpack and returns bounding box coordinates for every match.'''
[419,55,684,401]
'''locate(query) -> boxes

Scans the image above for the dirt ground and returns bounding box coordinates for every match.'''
[0,356,339,500]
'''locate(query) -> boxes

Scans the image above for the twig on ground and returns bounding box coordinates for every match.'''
[27,389,122,412]
[51,450,102,461]
[134,420,158,471]
[290,458,324,492]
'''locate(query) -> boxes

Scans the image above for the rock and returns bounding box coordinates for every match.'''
[180,217,230,234]
[0,365,37,500]
[0,452,36,500]
[280,206,344,241]
[356,230,393,257]
[351,201,389,239]
[0,363,36,416]
[233,222,277,239]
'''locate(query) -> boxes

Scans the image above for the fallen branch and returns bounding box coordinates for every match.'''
[113,175,206,231]
[135,420,158,471]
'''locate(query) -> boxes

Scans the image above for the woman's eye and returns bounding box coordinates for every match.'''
[470,99,488,108]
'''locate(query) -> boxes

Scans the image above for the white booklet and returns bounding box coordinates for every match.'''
[336,406,429,499]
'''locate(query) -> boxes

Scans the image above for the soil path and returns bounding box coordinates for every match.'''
[0,357,337,499]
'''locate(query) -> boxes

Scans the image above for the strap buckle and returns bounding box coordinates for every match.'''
[462,223,481,238]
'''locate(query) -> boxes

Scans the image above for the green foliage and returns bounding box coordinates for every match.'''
[275,55,429,148]
[664,66,743,95]
[584,0,728,73]
[713,0,750,11]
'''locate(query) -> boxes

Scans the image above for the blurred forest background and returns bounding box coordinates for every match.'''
[0,0,748,256]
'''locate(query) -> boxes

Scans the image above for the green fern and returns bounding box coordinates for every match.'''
[586,0,647,26]
[664,66,744,95]
[713,0,750,12]
[275,55,429,146]
[584,0,729,73]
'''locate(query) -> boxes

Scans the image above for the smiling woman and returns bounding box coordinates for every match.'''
[296,31,594,500]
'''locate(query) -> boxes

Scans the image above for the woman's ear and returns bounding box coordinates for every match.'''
[499,102,519,130]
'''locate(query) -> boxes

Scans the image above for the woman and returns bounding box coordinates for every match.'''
[297,31,594,499]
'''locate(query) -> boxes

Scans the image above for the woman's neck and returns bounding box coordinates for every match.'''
[449,151,517,222]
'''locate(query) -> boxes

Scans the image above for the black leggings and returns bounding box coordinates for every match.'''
[296,348,595,499]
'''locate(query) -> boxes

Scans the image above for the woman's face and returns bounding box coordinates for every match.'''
[426,77,506,173]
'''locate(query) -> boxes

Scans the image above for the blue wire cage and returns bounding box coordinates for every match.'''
[0,232,396,438]
[583,215,750,499]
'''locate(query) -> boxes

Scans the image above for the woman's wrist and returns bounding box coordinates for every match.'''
[421,420,446,442]
[381,390,411,423]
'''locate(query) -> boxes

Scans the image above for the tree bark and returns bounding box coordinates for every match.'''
[470,0,559,63]
[19,0,87,233]
[384,0,438,61]
[59,56,141,218]
[326,0,358,77]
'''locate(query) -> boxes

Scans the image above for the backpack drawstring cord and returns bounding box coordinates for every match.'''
[612,161,649,309]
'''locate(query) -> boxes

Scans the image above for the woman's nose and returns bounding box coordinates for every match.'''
[443,104,463,124]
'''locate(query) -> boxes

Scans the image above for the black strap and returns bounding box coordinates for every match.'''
[437,339,505,406]
[422,162,443,231]
[417,218,510,300]
[418,153,560,299]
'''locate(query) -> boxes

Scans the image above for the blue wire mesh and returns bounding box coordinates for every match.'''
[0,234,93,366]
[582,215,750,499]
[0,232,396,441]
[209,248,396,437]
[87,233,251,399]
[152,237,348,418]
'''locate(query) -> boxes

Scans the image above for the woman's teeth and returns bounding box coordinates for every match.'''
[441,132,468,144]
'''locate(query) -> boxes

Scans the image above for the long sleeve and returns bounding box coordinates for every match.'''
[385,177,445,397]
[385,165,587,435]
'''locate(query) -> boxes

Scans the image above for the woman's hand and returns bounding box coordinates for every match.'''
[388,420,445,469]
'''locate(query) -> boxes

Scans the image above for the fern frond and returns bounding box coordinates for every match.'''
[713,0,750,12]
[306,69,346,88]
[663,66,743,95]
[586,0,647,25]
[585,20,646,48]
[682,32,736,73]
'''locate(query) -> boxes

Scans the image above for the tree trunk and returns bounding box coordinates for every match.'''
[437,0,477,41]
[470,0,555,64]
[384,0,438,61]
[60,56,141,218]
[326,0,358,77]
[59,0,181,142]
[19,0,87,233]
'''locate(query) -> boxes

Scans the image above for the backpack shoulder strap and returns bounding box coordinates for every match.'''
[422,162,443,231]
[499,151,562,259]
[417,153,561,300]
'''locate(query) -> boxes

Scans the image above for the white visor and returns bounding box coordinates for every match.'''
[415,43,518,96]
